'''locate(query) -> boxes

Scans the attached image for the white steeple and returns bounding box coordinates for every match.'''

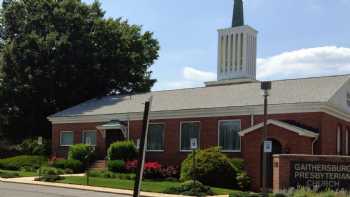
[216,0,257,82]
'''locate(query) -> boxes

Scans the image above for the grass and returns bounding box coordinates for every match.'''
[0,169,37,178]
[59,176,238,195]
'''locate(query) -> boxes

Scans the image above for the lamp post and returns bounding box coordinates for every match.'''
[261,81,271,196]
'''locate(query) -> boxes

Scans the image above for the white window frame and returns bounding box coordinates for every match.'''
[146,123,165,152]
[218,120,242,152]
[179,121,201,152]
[337,126,341,155]
[60,131,74,146]
[82,130,97,146]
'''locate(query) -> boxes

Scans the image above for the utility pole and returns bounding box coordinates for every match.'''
[133,97,153,197]
[261,81,271,197]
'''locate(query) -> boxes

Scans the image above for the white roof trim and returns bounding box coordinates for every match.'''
[239,119,319,138]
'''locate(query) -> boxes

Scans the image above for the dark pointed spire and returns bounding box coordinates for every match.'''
[232,0,244,27]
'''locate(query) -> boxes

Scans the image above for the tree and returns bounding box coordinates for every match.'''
[0,0,159,141]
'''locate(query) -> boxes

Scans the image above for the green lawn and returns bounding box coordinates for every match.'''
[59,176,237,195]
[0,169,37,177]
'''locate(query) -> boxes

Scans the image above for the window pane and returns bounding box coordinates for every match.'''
[61,132,73,146]
[147,124,164,150]
[219,121,241,151]
[83,131,97,146]
[181,122,200,150]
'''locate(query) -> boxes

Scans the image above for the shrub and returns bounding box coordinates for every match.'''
[16,138,50,156]
[125,160,138,172]
[68,144,95,165]
[230,158,245,172]
[0,155,47,171]
[40,167,64,175]
[180,147,239,189]
[35,174,64,182]
[164,180,214,197]
[107,141,137,161]
[160,166,180,179]
[52,159,84,173]
[143,162,162,180]
[236,172,251,191]
[108,160,125,173]
[0,170,20,178]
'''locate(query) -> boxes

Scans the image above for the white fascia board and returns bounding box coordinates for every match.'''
[239,119,319,138]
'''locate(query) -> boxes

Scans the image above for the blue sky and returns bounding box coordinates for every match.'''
[82,0,350,90]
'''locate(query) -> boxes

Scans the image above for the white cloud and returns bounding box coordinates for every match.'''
[183,67,216,81]
[257,46,350,80]
[154,46,350,90]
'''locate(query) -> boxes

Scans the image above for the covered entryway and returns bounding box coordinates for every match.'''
[260,138,282,189]
[239,119,319,192]
[97,120,129,157]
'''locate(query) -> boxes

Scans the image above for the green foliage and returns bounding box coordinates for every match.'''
[0,155,47,171]
[163,180,214,197]
[88,170,135,180]
[236,172,251,191]
[35,174,64,182]
[68,144,94,165]
[229,191,260,197]
[40,166,64,175]
[16,138,50,156]
[108,160,125,173]
[230,158,245,172]
[107,141,137,161]
[273,188,350,197]
[52,159,84,173]
[0,0,159,141]
[180,147,240,189]
[0,170,19,178]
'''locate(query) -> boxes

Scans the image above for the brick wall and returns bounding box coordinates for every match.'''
[51,111,349,192]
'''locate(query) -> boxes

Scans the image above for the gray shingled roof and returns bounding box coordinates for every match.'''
[50,75,350,117]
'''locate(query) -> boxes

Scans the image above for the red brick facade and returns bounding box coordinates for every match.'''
[51,112,350,191]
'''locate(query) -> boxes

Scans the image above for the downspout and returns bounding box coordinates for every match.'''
[312,135,319,155]
[250,112,254,126]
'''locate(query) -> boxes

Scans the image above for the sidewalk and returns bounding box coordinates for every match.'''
[0,176,228,197]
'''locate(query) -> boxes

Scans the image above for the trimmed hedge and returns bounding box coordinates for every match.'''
[107,141,137,161]
[0,155,47,171]
[180,147,239,189]
[52,159,84,173]
[68,144,95,165]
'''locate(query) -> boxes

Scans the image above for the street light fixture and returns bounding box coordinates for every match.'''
[261,81,271,196]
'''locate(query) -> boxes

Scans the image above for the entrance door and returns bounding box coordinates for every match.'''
[105,129,125,152]
[260,139,282,189]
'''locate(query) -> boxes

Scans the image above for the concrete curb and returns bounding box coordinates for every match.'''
[0,177,228,197]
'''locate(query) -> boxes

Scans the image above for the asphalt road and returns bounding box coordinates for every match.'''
[0,182,130,197]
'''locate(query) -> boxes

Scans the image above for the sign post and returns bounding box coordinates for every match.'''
[190,138,198,185]
[133,97,153,197]
[38,136,43,179]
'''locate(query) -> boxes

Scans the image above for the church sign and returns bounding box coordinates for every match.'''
[290,161,350,190]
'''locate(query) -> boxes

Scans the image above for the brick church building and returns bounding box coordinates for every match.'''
[48,0,350,191]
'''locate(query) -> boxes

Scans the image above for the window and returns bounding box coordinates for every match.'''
[82,131,97,146]
[180,122,200,151]
[147,124,165,151]
[219,120,241,151]
[337,126,341,155]
[60,131,74,146]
